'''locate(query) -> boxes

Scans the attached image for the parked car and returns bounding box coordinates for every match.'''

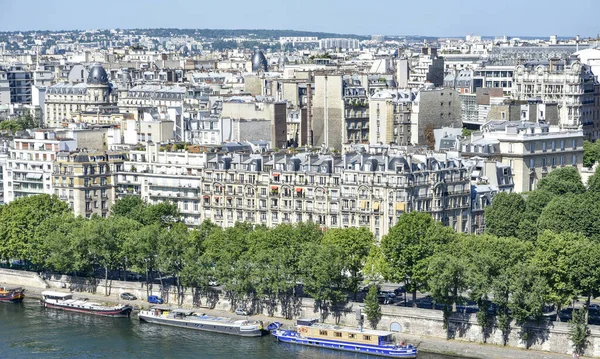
[235,308,250,316]
[393,286,406,295]
[120,292,137,301]
[127,273,143,281]
[377,291,397,304]
[208,279,219,286]
[148,295,163,304]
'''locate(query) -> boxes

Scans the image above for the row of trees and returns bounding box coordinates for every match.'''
[0,166,596,353]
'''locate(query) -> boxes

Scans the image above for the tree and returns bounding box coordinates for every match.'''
[380,212,455,304]
[537,167,585,196]
[0,194,70,262]
[586,165,600,192]
[537,193,600,241]
[583,140,600,168]
[533,230,581,321]
[517,190,555,241]
[300,242,347,321]
[484,192,526,238]
[428,242,468,328]
[323,227,374,300]
[569,309,590,356]
[364,285,382,329]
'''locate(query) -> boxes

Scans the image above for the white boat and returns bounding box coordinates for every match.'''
[40,291,132,318]
[138,306,264,337]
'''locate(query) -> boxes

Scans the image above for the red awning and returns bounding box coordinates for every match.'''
[271,186,279,190]
[273,173,280,177]
[296,188,303,192]
[214,196,219,199]
[203,195,209,199]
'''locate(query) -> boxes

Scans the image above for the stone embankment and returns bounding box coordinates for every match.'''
[0,268,590,358]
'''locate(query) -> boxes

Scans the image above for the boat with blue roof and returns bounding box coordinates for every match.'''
[138,306,264,337]
[272,318,417,358]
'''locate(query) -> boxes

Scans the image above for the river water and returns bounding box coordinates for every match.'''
[0,299,463,359]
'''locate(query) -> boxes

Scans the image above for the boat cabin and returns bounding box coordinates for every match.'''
[41,291,73,300]
[296,319,395,346]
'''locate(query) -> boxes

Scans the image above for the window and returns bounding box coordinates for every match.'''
[572,155,577,165]
[319,330,328,336]
[542,158,547,167]
[530,158,535,169]
[542,142,546,152]
[334,332,342,338]
[572,139,577,149]
[560,140,565,150]
[363,335,372,341]
[529,143,535,153]
[551,141,556,151]
[348,334,356,339]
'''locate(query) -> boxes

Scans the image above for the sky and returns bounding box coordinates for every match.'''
[0,0,598,38]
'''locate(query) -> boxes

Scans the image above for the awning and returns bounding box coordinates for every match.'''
[203,195,210,199]
[271,186,279,190]
[273,173,280,177]
[396,202,405,211]
[471,170,480,178]
[214,196,219,199]
[296,187,303,192]
[373,202,380,211]
[26,173,43,180]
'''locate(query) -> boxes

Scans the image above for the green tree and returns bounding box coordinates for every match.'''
[0,194,70,262]
[484,192,526,238]
[537,193,600,241]
[537,167,585,196]
[300,242,347,321]
[533,230,581,321]
[586,165,600,192]
[323,227,374,299]
[569,309,590,356]
[32,213,86,273]
[364,285,382,329]
[517,190,555,241]
[583,140,600,168]
[428,242,468,328]
[380,212,454,304]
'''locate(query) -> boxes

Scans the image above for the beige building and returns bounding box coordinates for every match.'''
[461,121,584,192]
[45,64,116,128]
[369,89,413,146]
[512,59,599,139]
[115,145,471,239]
[53,150,125,218]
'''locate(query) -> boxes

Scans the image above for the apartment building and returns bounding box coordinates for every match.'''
[512,58,599,138]
[461,120,584,192]
[369,89,413,146]
[2,131,76,203]
[53,150,125,218]
[45,64,116,128]
[115,145,471,239]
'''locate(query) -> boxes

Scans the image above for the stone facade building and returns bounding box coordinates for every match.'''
[45,64,116,128]
[53,150,125,218]
[114,145,472,239]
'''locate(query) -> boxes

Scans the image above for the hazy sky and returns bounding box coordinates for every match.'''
[0,0,598,37]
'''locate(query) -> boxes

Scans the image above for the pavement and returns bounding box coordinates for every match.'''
[18,285,580,359]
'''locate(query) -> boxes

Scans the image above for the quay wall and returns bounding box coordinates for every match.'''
[2,268,598,357]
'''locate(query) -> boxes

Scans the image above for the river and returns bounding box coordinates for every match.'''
[0,299,464,359]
